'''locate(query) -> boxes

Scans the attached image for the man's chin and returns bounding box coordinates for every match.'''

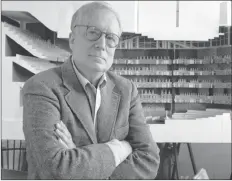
[91,64,107,73]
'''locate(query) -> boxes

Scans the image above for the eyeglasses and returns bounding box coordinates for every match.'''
[74,25,120,48]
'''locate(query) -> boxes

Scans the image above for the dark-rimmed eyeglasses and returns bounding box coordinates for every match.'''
[74,25,120,48]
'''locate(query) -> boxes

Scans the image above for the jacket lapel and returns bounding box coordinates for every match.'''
[96,74,121,143]
[61,58,97,144]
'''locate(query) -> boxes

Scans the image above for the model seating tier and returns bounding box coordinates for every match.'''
[173,55,231,64]
[14,54,60,74]
[145,108,230,124]
[173,68,231,76]
[111,67,172,76]
[2,22,70,62]
[171,109,230,120]
[113,57,172,64]
[173,79,231,88]
[175,93,231,105]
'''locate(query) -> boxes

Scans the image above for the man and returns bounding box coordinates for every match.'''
[22,1,160,179]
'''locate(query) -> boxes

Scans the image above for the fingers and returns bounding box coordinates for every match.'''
[56,122,71,139]
[55,121,76,149]
[58,138,68,149]
[61,122,72,138]
[56,128,70,145]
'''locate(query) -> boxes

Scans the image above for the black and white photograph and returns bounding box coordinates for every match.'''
[1,1,231,180]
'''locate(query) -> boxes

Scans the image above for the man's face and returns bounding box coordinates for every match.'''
[69,9,120,73]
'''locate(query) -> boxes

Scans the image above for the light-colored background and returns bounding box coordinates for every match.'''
[2,1,232,39]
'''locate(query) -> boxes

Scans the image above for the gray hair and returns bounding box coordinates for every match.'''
[70,1,122,36]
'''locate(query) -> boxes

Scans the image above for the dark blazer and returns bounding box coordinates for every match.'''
[22,58,160,179]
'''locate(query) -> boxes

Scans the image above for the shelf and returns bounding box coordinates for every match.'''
[113,61,171,65]
[214,85,232,88]
[173,73,231,76]
[137,86,172,88]
[174,100,231,105]
[112,71,172,76]
[173,62,231,65]
[173,83,231,89]
[173,61,231,65]
[174,102,231,105]
[135,82,172,88]
[141,100,172,103]
[140,94,172,103]
[173,56,231,65]
[173,70,232,76]
[113,63,171,65]
[113,58,171,65]
[114,59,231,65]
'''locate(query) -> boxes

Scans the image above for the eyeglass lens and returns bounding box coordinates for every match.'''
[86,26,119,48]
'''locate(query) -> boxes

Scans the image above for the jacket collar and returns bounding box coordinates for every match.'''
[60,57,120,144]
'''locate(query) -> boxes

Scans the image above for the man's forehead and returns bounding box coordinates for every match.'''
[81,9,116,23]
[79,9,120,34]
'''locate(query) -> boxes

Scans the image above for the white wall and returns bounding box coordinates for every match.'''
[2,1,137,38]
[178,1,221,29]
[138,1,176,31]
[219,1,232,26]
[2,59,23,120]
[138,1,231,30]
[1,29,23,121]
[138,1,230,40]
[2,1,231,40]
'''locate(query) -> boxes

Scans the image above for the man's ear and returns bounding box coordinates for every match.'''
[69,32,75,50]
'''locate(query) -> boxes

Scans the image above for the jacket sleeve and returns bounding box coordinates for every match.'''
[22,79,116,179]
[109,81,160,179]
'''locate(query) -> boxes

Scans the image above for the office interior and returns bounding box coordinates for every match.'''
[1,1,231,180]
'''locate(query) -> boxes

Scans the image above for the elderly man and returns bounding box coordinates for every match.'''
[22,1,160,179]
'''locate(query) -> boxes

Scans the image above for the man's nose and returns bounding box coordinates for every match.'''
[95,34,106,50]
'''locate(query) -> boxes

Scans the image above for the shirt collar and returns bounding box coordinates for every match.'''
[71,57,107,90]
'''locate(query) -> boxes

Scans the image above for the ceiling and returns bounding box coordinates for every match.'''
[1,11,39,23]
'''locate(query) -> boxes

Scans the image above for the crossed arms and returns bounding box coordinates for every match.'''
[23,80,160,179]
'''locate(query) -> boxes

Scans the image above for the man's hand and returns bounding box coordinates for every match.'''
[55,121,76,149]
[106,139,132,167]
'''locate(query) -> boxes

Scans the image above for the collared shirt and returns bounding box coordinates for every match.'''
[71,57,131,168]
[71,57,106,127]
